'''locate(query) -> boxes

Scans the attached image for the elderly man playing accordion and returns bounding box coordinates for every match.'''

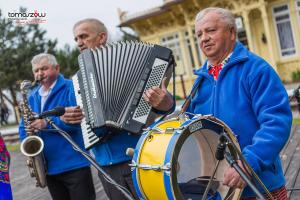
[61,18,175,200]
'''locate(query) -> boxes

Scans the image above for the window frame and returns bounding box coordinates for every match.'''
[160,33,186,75]
[296,0,300,26]
[272,3,297,58]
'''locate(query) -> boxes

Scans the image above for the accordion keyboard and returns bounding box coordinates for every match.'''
[72,74,99,149]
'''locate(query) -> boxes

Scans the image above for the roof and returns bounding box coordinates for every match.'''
[118,0,184,27]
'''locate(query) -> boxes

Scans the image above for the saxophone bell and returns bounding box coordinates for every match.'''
[20,135,44,157]
[20,135,47,188]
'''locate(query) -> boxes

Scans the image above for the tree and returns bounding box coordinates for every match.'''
[0,8,57,122]
[55,44,80,78]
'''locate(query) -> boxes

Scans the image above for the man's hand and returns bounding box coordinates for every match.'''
[60,106,84,124]
[223,160,248,189]
[143,78,174,112]
[29,119,47,133]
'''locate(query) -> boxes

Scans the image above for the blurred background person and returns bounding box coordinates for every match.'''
[0,132,13,200]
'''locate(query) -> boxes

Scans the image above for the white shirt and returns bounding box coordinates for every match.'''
[38,80,57,111]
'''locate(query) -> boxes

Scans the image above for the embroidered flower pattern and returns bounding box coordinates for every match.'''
[0,136,10,183]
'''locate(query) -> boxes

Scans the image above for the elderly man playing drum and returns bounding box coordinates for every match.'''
[183,7,292,199]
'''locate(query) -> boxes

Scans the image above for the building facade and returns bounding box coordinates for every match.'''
[119,0,300,97]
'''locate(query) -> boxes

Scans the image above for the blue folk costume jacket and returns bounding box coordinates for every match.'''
[19,74,90,175]
[92,129,140,166]
[187,42,292,197]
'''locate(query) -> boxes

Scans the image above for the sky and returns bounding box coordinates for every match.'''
[1,0,163,49]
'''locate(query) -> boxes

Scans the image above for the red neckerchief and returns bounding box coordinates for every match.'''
[208,53,232,80]
[208,63,223,80]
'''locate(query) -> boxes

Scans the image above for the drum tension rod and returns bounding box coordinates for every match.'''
[144,127,183,134]
[129,161,171,171]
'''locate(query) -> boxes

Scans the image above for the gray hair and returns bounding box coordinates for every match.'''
[195,7,237,31]
[73,18,107,34]
[31,53,58,68]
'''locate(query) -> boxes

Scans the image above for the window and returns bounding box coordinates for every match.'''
[273,4,296,57]
[184,31,195,68]
[235,16,249,49]
[161,33,186,75]
[192,28,203,67]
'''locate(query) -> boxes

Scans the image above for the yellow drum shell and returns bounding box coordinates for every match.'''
[132,115,242,200]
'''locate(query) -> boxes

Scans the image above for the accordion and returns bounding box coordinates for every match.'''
[72,41,175,149]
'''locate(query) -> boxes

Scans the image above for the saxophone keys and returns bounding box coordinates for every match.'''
[26,159,33,167]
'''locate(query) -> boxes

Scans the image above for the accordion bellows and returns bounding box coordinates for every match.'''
[73,41,175,149]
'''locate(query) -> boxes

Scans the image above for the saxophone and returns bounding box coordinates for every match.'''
[19,80,47,188]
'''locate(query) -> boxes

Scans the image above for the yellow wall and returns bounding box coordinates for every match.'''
[120,0,300,97]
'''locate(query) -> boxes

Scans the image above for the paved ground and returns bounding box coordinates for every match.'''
[9,150,108,200]
[281,125,300,199]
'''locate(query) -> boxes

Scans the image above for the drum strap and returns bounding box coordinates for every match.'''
[181,76,204,113]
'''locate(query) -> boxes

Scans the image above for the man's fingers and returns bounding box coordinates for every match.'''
[65,106,82,113]
[161,77,168,91]
[237,179,247,189]
[228,176,239,187]
[62,106,84,123]
[63,112,83,118]
[223,167,233,185]
[144,88,160,101]
[61,115,83,122]
[230,177,246,189]
[147,87,161,96]
[223,164,247,189]
[60,106,84,124]
[29,119,46,130]
[64,119,82,124]
[143,93,150,102]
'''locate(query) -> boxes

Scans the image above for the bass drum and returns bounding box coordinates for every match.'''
[131,114,242,200]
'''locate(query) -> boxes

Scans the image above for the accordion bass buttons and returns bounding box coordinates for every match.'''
[137,80,146,93]
[132,99,139,106]
[133,93,142,106]
[144,67,151,74]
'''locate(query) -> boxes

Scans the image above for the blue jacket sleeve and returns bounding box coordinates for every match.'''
[242,65,292,173]
[47,84,82,133]
[19,118,27,141]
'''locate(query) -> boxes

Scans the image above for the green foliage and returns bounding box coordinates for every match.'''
[175,95,183,100]
[0,8,57,90]
[54,44,80,78]
[293,118,300,125]
[292,70,300,82]
[7,143,20,152]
